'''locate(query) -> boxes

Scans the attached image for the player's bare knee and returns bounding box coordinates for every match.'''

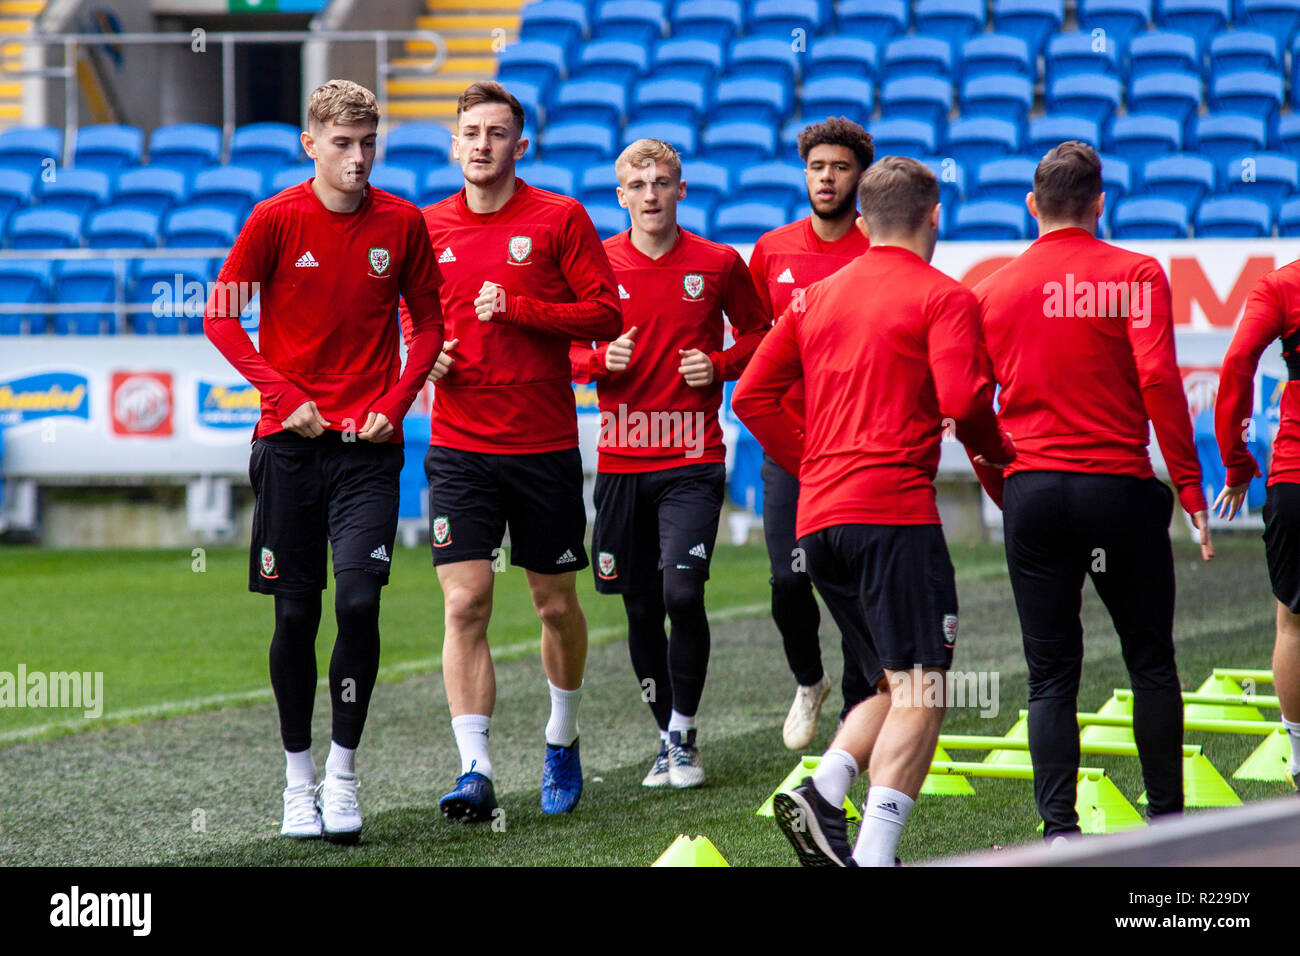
[444,586,492,633]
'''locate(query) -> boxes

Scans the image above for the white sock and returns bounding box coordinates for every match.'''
[811,748,858,808]
[545,681,582,746]
[668,709,695,735]
[285,748,316,789]
[852,786,914,867]
[325,741,355,777]
[452,714,493,779]
[1282,715,1300,774]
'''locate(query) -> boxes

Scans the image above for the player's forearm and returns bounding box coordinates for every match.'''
[1215,362,1263,488]
[373,315,444,425]
[203,313,310,419]
[1143,380,1208,514]
[710,327,766,382]
[501,293,622,339]
[569,343,609,383]
[732,377,803,475]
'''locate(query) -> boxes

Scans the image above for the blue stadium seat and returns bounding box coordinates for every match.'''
[110,167,188,218]
[497,40,569,93]
[502,81,545,127]
[1141,154,1216,205]
[651,38,725,86]
[1156,0,1230,47]
[1128,31,1201,79]
[383,123,453,180]
[671,0,743,46]
[631,79,708,126]
[960,74,1034,126]
[53,260,118,335]
[1105,113,1183,165]
[37,168,110,219]
[574,39,648,86]
[991,0,1065,56]
[950,199,1029,239]
[801,76,875,125]
[230,123,303,178]
[1195,195,1274,236]
[750,0,825,37]
[8,208,82,249]
[271,163,315,194]
[973,156,1038,203]
[1208,30,1280,75]
[915,0,987,50]
[74,124,144,175]
[737,162,806,208]
[1211,71,1284,128]
[712,201,788,244]
[1128,72,1203,128]
[700,121,776,167]
[593,1,665,47]
[147,123,221,179]
[1224,153,1299,207]
[837,0,909,42]
[368,164,420,204]
[920,155,967,203]
[0,126,61,174]
[190,165,265,218]
[807,37,879,82]
[1098,152,1133,201]
[677,204,708,236]
[551,79,628,130]
[1242,0,1300,44]
[164,206,240,248]
[1194,113,1268,167]
[85,207,160,249]
[884,35,954,78]
[540,122,617,167]
[1078,0,1153,49]
[0,168,33,231]
[728,37,801,88]
[423,165,465,206]
[0,259,53,334]
[1112,196,1190,237]
[714,76,790,127]
[1047,73,1123,126]
[681,160,730,215]
[517,162,576,197]
[946,116,1020,166]
[622,120,697,156]
[881,76,953,128]
[779,118,805,161]
[129,257,215,335]
[1279,196,1300,234]
[1274,111,1300,151]
[869,118,939,157]
[1029,115,1102,154]
[586,203,629,240]
[1045,30,1120,82]
[520,1,589,52]
[959,33,1034,80]
[579,164,621,207]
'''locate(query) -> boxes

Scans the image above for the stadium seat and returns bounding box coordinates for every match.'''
[1105,113,1183,165]
[700,121,776,168]
[36,168,111,219]
[585,203,629,240]
[837,0,909,41]
[1274,111,1300,152]
[551,79,628,130]
[189,165,265,218]
[1208,30,1280,75]
[737,162,806,209]
[884,35,954,79]
[1128,31,1201,79]
[1278,196,1300,234]
[1047,74,1123,126]
[519,1,589,52]
[680,161,730,215]
[1194,113,1268,167]
[271,163,315,194]
[750,0,824,37]
[0,259,53,334]
[540,122,617,168]
[881,76,953,128]
[671,0,743,46]
[950,199,1029,239]
[7,208,82,249]
[1156,0,1230,46]
[1224,153,1299,207]
[1128,72,1203,129]
[959,33,1034,80]
[128,257,215,335]
[800,76,875,125]
[915,0,986,50]
[517,162,576,197]
[991,0,1065,56]
[651,38,725,86]
[229,123,303,179]
[1242,0,1300,43]
[1028,114,1102,154]
[870,118,939,158]
[74,125,144,175]
[147,123,221,179]
[1141,153,1216,205]
[779,118,806,161]
[622,120,697,156]
[53,260,118,335]
[677,204,708,236]
[367,165,420,204]
[0,126,62,174]
[109,166,188,218]
[714,77,790,128]
[497,40,569,93]
[1098,152,1133,201]
[806,37,879,82]
[1111,196,1190,237]
[945,117,1020,166]
[164,206,240,248]
[712,201,788,244]
[502,81,546,128]
[1078,0,1153,49]
[1211,71,1284,127]
[1195,195,1274,236]
[973,156,1038,203]
[960,74,1034,126]
[920,155,967,203]
[631,79,708,127]
[728,37,801,88]
[593,1,665,47]
[422,165,465,206]
[85,207,161,249]
[573,39,649,86]
[578,164,621,207]
[0,168,33,231]
[383,123,453,180]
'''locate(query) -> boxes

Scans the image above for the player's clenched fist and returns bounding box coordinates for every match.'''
[282,400,330,438]
[605,326,638,372]
[677,348,714,388]
[428,338,459,383]
[358,411,393,443]
[475,281,504,322]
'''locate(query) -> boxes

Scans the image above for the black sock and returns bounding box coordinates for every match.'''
[269,592,322,753]
[329,570,384,750]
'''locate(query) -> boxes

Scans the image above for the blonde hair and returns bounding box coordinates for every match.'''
[616,139,682,183]
[307,79,379,129]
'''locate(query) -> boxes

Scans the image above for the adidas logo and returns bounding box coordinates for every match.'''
[557,549,578,564]
[777,268,794,283]
[296,251,320,268]
[370,545,390,562]
[689,542,708,559]
[439,247,456,263]
[879,801,900,815]
[618,284,630,299]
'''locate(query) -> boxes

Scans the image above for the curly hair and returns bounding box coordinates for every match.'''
[797,116,874,171]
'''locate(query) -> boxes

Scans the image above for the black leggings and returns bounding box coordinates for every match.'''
[624,568,711,731]
[269,569,384,752]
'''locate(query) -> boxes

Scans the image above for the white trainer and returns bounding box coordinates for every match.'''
[317,772,362,844]
[783,674,832,750]
[642,747,671,787]
[280,782,322,839]
[668,730,705,788]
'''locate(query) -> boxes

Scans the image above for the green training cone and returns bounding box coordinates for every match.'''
[1187,674,1264,723]
[1037,771,1145,835]
[984,715,1033,766]
[1081,691,1136,745]
[652,834,730,867]
[922,745,976,795]
[1233,728,1295,782]
[1137,753,1241,807]
[756,756,861,821]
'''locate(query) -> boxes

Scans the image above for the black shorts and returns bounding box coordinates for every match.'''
[424,444,589,574]
[1264,482,1300,612]
[248,430,403,597]
[591,462,726,594]
[799,523,958,673]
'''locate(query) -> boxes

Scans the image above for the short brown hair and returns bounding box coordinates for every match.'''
[857,156,939,236]
[457,80,526,135]
[616,138,682,182]
[797,116,875,171]
[1033,141,1103,221]
[307,79,379,129]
